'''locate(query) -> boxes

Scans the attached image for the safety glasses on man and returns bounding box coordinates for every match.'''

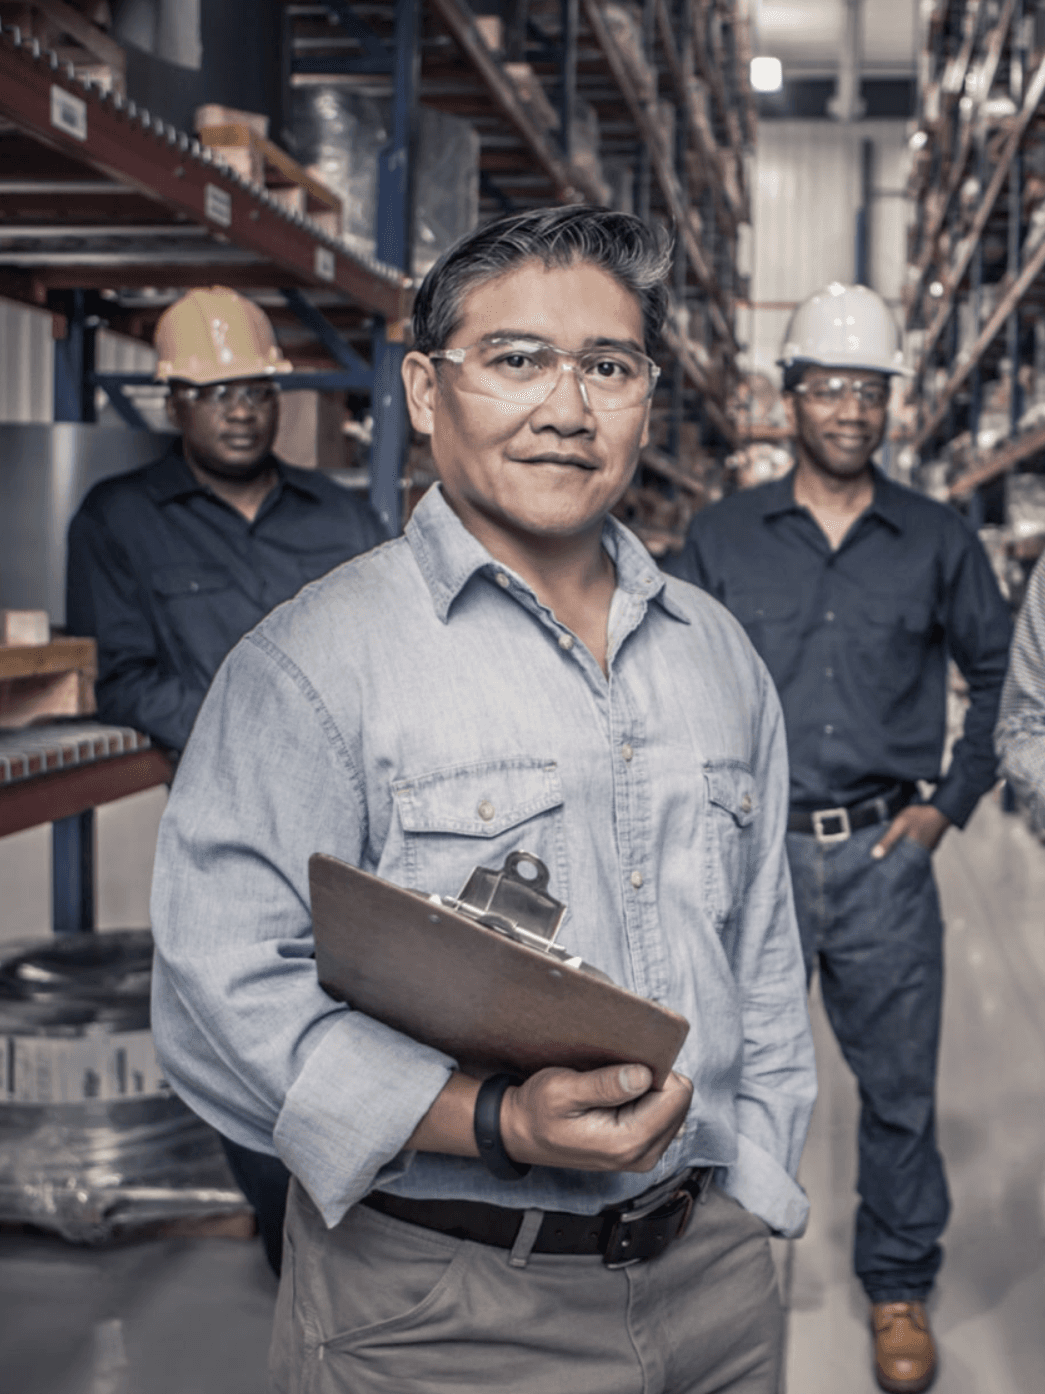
[427,335,660,413]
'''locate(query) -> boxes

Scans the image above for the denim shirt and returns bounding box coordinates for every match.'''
[150,485,815,1236]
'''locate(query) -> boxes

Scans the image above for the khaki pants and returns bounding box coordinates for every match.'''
[270,1177,783,1394]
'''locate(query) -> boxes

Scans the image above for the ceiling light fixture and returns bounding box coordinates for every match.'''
[750,56,783,93]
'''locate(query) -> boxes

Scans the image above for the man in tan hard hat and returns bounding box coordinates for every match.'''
[666,283,1011,1393]
[66,286,386,1273]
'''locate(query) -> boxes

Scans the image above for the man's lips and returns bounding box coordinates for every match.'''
[509,454,597,469]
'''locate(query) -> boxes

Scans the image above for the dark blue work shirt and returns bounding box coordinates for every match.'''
[662,467,1012,827]
[66,445,387,752]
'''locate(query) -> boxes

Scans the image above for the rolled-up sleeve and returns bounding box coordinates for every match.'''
[149,631,456,1227]
[995,554,1045,836]
[719,662,817,1238]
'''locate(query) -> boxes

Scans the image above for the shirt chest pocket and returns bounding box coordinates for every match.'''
[703,760,757,932]
[151,564,233,600]
[390,758,569,910]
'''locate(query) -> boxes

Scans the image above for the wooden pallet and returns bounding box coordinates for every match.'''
[196,119,343,240]
[0,637,96,730]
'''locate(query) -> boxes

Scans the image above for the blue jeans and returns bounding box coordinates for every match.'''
[786,824,950,1302]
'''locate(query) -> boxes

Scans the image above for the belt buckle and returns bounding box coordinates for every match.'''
[811,806,851,844]
[602,1170,697,1270]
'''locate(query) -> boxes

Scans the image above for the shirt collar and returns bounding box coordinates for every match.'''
[758,464,905,534]
[406,483,689,624]
[144,442,324,505]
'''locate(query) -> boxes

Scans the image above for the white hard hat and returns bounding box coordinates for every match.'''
[778,282,911,377]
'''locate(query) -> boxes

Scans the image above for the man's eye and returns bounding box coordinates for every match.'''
[589,358,629,379]
[495,352,539,371]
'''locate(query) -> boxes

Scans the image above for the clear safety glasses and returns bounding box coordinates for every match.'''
[172,381,281,411]
[427,337,660,413]
[794,376,890,409]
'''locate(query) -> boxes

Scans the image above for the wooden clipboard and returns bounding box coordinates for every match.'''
[309,854,689,1088]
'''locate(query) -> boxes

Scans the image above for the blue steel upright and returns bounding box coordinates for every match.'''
[53,288,97,933]
[370,0,418,536]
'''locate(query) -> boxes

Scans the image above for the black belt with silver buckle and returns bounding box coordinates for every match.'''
[787,783,916,844]
[361,1167,714,1269]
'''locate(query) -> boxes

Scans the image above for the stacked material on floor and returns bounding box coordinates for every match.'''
[0,931,247,1243]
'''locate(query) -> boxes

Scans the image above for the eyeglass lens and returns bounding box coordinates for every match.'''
[805,378,888,408]
[459,340,655,411]
[184,383,279,409]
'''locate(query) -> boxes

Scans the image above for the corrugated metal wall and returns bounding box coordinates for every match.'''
[0,302,156,423]
[740,119,911,381]
[0,301,54,423]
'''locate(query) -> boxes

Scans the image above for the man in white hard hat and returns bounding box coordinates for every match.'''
[665,282,1012,1393]
[66,286,387,1273]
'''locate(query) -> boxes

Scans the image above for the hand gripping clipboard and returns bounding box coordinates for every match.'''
[310,851,689,1088]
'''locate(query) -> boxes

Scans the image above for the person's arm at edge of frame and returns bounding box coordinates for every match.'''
[873,521,1013,859]
[995,553,1045,837]
[719,659,817,1239]
[66,502,206,752]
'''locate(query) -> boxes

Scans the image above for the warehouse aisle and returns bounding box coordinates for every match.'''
[782,791,1045,1393]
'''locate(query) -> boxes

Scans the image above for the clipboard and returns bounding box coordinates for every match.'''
[309,853,690,1088]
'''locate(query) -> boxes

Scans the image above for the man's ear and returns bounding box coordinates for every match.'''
[401,352,438,435]
[782,391,797,434]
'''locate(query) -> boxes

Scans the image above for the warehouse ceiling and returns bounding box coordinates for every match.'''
[753,0,918,78]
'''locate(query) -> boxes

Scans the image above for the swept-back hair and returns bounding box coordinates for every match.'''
[411,206,673,355]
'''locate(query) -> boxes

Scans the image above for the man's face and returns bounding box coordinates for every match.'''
[165,379,279,482]
[784,366,889,480]
[402,260,652,546]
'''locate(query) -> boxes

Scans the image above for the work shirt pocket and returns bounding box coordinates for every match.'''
[703,760,757,932]
[150,563,241,680]
[390,757,569,911]
[729,593,800,681]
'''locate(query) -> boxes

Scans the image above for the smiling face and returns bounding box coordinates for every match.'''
[402,260,652,555]
[784,365,889,482]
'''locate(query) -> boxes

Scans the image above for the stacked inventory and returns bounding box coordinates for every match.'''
[904,0,1045,603]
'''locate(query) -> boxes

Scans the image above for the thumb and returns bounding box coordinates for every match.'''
[577,1063,653,1107]
[871,818,904,860]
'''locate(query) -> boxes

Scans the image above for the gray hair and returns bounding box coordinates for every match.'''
[411,206,673,356]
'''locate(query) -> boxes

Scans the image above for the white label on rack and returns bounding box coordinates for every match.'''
[204,183,232,227]
[50,86,87,141]
[4,1027,171,1104]
[314,246,336,282]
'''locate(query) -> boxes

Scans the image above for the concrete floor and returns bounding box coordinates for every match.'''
[0,791,1042,1392]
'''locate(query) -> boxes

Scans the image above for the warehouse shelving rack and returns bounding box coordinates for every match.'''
[286,0,756,548]
[903,0,1045,534]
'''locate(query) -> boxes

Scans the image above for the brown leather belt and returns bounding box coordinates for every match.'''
[787,782,916,843]
[362,1167,714,1269]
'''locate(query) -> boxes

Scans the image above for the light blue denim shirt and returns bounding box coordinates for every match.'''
[151,484,815,1236]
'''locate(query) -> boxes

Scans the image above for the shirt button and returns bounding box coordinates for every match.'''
[558,634,574,651]
[477,800,495,821]
[495,572,510,588]
[824,724,834,735]
[621,743,634,762]
[630,870,644,889]
[825,667,834,678]
[741,794,753,813]
[189,580,200,592]
[825,610,835,622]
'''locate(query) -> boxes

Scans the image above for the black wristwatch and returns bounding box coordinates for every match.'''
[473,1072,531,1181]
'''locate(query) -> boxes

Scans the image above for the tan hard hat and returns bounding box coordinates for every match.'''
[778,282,912,377]
[154,286,292,384]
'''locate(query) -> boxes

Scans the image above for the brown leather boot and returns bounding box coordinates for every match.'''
[871,1300,937,1392]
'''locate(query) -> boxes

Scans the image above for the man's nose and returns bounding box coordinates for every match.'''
[835,389,870,423]
[531,363,593,431]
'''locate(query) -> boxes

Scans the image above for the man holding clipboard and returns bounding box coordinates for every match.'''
[150,207,815,1394]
